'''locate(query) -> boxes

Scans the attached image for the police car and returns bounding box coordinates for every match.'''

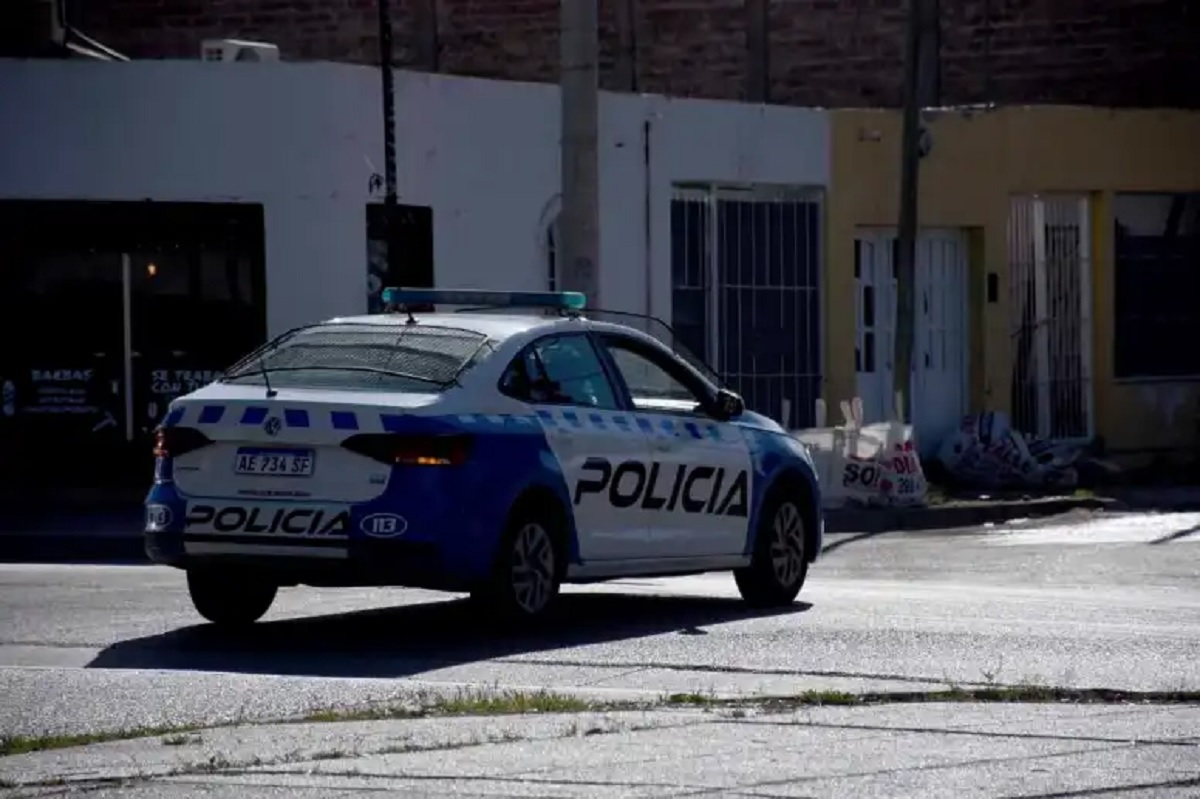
[145,289,823,627]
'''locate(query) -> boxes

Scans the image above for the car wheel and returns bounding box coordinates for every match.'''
[472,509,562,624]
[186,569,278,627]
[734,489,809,608]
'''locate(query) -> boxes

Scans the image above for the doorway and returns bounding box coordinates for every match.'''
[854,227,970,454]
[0,201,266,501]
[1008,194,1094,442]
[365,202,434,313]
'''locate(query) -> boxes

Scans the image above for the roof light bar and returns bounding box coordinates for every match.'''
[381,287,587,311]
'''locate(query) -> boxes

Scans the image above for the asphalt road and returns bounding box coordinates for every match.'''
[1,509,1197,738]
[0,510,1198,796]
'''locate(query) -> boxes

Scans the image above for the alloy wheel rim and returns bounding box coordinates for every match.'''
[769,502,805,587]
[512,522,556,614]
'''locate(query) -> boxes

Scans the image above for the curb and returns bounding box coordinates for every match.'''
[0,509,146,564]
[0,510,142,537]
[823,496,1116,534]
[0,533,149,564]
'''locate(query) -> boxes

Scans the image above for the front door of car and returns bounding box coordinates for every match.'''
[594,333,754,559]
[500,332,649,563]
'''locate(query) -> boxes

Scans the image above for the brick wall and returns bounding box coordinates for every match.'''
[68,0,1200,108]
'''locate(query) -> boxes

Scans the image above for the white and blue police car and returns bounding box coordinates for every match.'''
[145,288,823,626]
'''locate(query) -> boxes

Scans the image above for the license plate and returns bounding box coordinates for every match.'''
[234,447,315,477]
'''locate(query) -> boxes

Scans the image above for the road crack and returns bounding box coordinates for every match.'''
[496,657,979,687]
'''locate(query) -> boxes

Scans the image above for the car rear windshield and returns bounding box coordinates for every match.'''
[222,322,492,392]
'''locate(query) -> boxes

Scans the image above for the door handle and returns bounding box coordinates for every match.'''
[651,439,673,453]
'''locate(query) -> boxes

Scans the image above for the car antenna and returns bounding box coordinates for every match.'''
[259,350,277,398]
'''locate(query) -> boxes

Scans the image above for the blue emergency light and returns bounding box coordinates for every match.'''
[381,287,587,311]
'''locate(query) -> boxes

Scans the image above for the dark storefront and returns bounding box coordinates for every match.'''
[0,200,266,502]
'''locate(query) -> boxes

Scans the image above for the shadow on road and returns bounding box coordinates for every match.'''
[0,535,148,565]
[86,592,812,680]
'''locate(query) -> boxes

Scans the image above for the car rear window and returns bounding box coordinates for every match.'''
[222,322,492,392]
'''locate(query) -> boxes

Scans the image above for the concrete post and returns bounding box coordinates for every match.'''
[559,0,601,305]
[893,0,924,422]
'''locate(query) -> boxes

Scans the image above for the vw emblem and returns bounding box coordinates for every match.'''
[263,416,282,436]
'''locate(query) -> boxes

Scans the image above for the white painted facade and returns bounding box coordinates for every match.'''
[0,59,830,337]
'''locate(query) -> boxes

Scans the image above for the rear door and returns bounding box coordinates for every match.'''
[499,332,650,562]
[593,333,754,559]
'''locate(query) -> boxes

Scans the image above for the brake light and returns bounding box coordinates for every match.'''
[153,426,213,458]
[341,433,473,466]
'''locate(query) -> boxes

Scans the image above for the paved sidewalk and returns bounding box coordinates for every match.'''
[826,483,1200,533]
[2,701,1197,797]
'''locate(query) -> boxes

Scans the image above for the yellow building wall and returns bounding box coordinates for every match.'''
[827,105,1200,456]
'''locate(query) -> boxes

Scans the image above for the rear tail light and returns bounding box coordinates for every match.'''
[153,426,213,458]
[341,433,473,466]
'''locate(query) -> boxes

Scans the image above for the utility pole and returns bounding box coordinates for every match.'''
[559,0,601,305]
[893,0,923,421]
[377,0,400,283]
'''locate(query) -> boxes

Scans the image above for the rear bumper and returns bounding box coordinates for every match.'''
[143,466,504,589]
[144,531,474,590]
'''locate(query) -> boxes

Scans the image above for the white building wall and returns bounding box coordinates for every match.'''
[0,59,829,336]
[638,96,831,329]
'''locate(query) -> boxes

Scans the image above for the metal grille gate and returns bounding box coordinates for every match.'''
[1007,195,1094,441]
[670,185,823,429]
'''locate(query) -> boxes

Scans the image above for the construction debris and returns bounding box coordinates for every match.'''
[936,411,1087,489]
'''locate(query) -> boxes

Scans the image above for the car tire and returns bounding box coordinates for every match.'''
[470,507,563,625]
[734,488,809,608]
[186,569,278,627]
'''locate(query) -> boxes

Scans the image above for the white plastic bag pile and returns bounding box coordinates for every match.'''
[936,411,1082,488]
[791,396,928,509]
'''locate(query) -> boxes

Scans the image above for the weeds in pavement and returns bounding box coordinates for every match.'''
[1,725,206,757]
[747,685,1200,712]
[302,686,593,723]
[662,686,722,707]
[3,684,1199,759]
[160,733,202,747]
[661,685,1200,713]
[980,654,1007,685]
[0,687,595,758]
[0,718,653,792]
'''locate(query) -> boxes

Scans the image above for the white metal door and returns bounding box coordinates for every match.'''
[854,229,969,452]
[854,235,893,426]
[911,230,969,451]
[1008,195,1094,441]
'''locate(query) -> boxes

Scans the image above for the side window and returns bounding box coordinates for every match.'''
[500,333,619,409]
[601,336,709,413]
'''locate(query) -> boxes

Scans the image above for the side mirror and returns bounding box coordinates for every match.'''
[712,388,744,421]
